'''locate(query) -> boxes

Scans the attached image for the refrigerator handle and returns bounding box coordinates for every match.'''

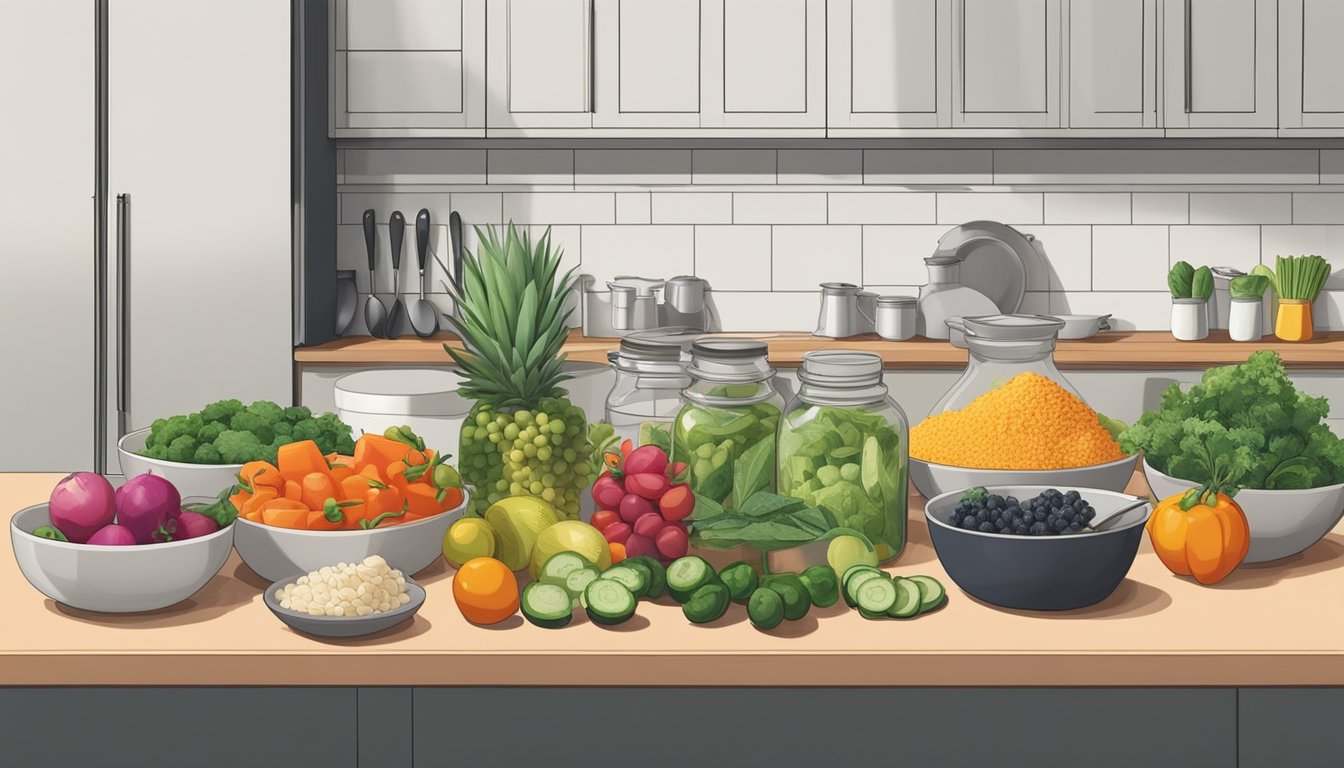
[115,193,130,439]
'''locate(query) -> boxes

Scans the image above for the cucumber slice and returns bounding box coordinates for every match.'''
[718,561,758,603]
[666,556,717,604]
[886,578,922,619]
[907,575,947,614]
[564,567,600,602]
[854,576,897,618]
[763,574,811,621]
[799,564,839,608]
[600,564,649,599]
[843,569,886,608]
[521,582,574,629]
[682,583,731,624]
[747,587,785,630]
[583,579,637,626]
[842,564,882,591]
[539,552,590,589]
[624,556,667,600]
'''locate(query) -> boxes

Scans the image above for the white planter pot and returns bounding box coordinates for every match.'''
[1229,298,1265,341]
[1170,298,1209,341]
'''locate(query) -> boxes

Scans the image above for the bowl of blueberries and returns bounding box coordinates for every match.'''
[923,486,1150,611]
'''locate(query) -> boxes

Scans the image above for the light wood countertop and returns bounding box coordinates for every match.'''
[293,330,1344,370]
[6,472,1344,687]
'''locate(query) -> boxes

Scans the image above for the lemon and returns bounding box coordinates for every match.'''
[484,496,561,571]
[827,533,878,577]
[444,517,497,569]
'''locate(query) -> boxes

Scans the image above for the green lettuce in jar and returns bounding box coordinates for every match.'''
[778,405,907,560]
[673,398,780,511]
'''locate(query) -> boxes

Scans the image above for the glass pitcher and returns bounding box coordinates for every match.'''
[930,314,1081,416]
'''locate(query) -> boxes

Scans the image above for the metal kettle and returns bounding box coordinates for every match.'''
[814,282,877,338]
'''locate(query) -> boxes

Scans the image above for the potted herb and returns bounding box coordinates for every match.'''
[1270,255,1332,342]
[1227,274,1270,341]
[1168,261,1213,341]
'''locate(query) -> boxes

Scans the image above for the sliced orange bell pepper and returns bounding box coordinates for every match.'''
[363,486,404,525]
[300,471,340,510]
[358,463,385,486]
[260,498,310,529]
[283,480,303,502]
[229,488,252,510]
[306,498,362,531]
[239,461,283,493]
[240,487,279,518]
[402,484,441,520]
[352,434,410,472]
[437,486,465,512]
[329,465,355,483]
[386,460,410,491]
[277,440,329,484]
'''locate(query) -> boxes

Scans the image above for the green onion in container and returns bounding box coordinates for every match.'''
[1274,255,1332,301]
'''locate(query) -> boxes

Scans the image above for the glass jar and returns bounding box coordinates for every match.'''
[778,352,909,563]
[931,314,1080,416]
[604,328,698,452]
[673,339,785,511]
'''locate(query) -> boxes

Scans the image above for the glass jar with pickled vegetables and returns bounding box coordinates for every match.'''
[778,351,909,563]
[604,328,699,453]
[673,339,785,511]
[931,314,1082,416]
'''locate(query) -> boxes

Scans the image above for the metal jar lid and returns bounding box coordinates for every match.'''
[956,313,1065,341]
[799,351,884,387]
[876,295,916,306]
[687,338,774,383]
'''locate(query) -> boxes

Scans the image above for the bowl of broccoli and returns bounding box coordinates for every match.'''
[1124,351,1344,563]
[118,400,357,499]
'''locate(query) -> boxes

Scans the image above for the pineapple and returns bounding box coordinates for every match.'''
[444,224,594,519]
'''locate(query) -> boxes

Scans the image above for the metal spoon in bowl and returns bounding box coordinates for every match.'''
[361,209,388,338]
[409,209,439,338]
[1086,497,1152,532]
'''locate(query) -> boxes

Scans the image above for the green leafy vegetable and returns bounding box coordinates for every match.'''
[140,400,355,465]
[1251,264,1280,297]
[182,485,240,528]
[1120,351,1344,490]
[1191,266,1214,301]
[674,400,780,511]
[1274,255,1333,301]
[732,434,775,507]
[690,490,838,554]
[1229,274,1270,301]
[1168,261,1196,299]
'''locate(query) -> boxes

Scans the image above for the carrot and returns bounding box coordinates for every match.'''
[437,486,465,512]
[403,484,441,519]
[239,461,283,493]
[353,434,410,472]
[341,474,375,500]
[386,460,410,490]
[325,451,355,469]
[283,480,303,502]
[276,440,329,484]
[305,498,362,531]
[329,465,355,483]
[243,510,263,523]
[260,499,310,529]
[358,463,385,485]
[363,486,404,525]
[300,471,340,510]
[240,488,278,517]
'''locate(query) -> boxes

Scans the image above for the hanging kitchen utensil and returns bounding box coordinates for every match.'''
[334,269,357,335]
[385,210,409,339]
[448,210,465,297]
[409,208,439,338]
[361,209,388,339]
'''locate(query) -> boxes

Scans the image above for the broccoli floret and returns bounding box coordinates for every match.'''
[310,412,356,454]
[155,414,199,447]
[214,429,265,464]
[146,418,170,448]
[229,411,275,445]
[199,398,244,425]
[272,421,293,437]
[328,432,356,456]
[290,420,322,443]
[284,405,312,423]
[167,435,199,463]
[193,442,223,464]
[246,400,286,424]
[142,443,169,460]
[197,422,225,444]
[260,436,290,466]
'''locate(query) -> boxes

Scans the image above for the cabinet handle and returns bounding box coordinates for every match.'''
[1183,0,1192,113]
[589,0,596,113]
[115,193,130,439]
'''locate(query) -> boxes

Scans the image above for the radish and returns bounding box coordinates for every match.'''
[624,533,658,560]
[602,522,632,545]
[115,473,182,543]
[48,472,117,544]
[655,525,689,560]
[623,445,669,476]
[87,524,137,546]
[174,511,220,540]
[624,472,670,500]
[633,512,666,539]
[590,474,625,509]
[658,483,695,522]
[618,493,655,524]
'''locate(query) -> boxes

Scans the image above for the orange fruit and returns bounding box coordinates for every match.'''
[452,557,519,625]
[609,542,627,565]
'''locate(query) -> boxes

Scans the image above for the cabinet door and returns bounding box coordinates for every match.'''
[332,0,485,137]
[828,0,951,131]
[486,0,594,134]
[1279,0,1344,133]
[1163,0,1276,131]
[700,0,825,132]
[953,0,1062,128]
[107,0,292,471]
[593,0,702,129]
[1067,0,1157,129]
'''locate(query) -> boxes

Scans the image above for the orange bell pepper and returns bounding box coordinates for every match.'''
[277,440,329,484]
[260,498,310,529]
[306,498,362,531]
[362,486,406,528]
[283,480,303,502]
[437,486,465,512]
[240,488,279,518]
[386,460,410,490]
[329,465,355,483]
[300,471,340,510]
[358,463,385,486]
[239,461,283,493]
[402,484,441,520]
[352,434,410,472]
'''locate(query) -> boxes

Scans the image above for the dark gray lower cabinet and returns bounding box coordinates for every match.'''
[0,688,357,768]
[1240,689,1344,768]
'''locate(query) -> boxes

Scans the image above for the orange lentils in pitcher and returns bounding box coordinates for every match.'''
[910,372,1125,470]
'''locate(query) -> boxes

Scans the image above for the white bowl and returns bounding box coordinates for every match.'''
[117,428,242,499]
[10,501,235,613]
[909,454,1139,499]
[1142,459,1344,563]
[1049,313,1112,340]
[232,490,468,582]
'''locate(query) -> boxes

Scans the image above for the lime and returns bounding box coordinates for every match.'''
[827,533,878,577]
[444,517,497,568]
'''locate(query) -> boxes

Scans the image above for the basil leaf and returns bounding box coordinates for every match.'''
[731,436,774,508]
[737,491,805,519]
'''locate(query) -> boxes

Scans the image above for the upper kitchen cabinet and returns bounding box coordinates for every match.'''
[827,0,953,133]
[591,0,826,135]
[486,0,594,135]
[331,0,485,137]
[1279,0,1344,135]
[1065,0,1158,131]
[952,0,1062,130]
[1162,0,1277,134]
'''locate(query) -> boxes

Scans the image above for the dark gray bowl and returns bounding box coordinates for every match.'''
[924,486,1149,611]
[264,576,425,638]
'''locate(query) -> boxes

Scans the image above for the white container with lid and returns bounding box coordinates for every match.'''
[875,295,917,341]
[334,369,472,456]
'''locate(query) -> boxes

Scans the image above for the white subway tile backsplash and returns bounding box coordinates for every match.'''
[1315,291,1344,331]
[1044,193,1130,224]
[1016,225,1092,291]
[692,149,776,184]
[503,192,614,224]
[1188,193,1292,224]
[1323,151,1344,184]
[1092,226,1169,291]
[1019,292,1051,316]
[579,225,693,285]
[993,150,1320,185]
[937,193,1043,225]
[487,149,573,185]
[575,149,691,186]
[861,225,949,286]
[651,192,733,224]
[341,149,486,185]
[1169,226,1262,272]
[1131,193,1189,224]
[1052,292,1170,331]
[777,150,862,185]
[449,193,503,226]
[615,192,651,224]
[863,150,994,185]
[1292,193,1344,224]
[828,193,935,225]
[707,291,822,332]
[694,226,771,291]
[733,193,827,224]
[1260,226,1344,289]
[340,192,451,225]
[771,226,861,291]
